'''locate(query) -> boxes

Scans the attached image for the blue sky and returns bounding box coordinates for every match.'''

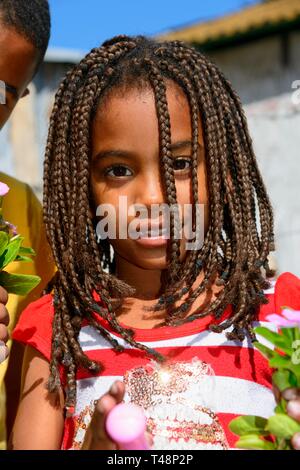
[49,0,260,52]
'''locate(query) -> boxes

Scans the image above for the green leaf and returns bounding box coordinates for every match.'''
[289,372,298,387]
[280,327,296,343]
[0,271,41,295]
[252,341,275,360]
[272,370,294,392]
[281,399,287,413]
[14,255,34,263]
[254,344,296,370]
[266,414,300,439]
[269,355,292,368]
[0,235,23,269]
[0,231,9,257]
[235,435,275,450]
[286,363,300,383]
[18,246,36,256]
[255,326,293,355]
[274,404,284,414]
[229,415,268,436]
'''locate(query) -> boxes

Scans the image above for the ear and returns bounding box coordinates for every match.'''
[21,88,30,98]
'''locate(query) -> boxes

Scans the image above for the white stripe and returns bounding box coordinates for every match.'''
[75,375,122,415]
[209,376,275,417]
[79,321,278,352]
[75,374,275,418]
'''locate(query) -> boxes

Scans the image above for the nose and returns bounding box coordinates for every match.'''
[135,169,166,209]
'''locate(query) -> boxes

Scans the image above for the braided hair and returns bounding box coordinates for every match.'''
[43,35,275,412]
[0,0,51,66]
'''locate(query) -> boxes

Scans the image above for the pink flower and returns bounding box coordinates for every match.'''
[266,309,300,328]
[0,182,9,197]
[6,222,18,236]
[7,222,18,236]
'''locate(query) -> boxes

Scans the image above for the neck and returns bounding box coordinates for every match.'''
[114,252,164,300]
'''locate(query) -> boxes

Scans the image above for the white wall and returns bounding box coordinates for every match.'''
[209,31,300,276]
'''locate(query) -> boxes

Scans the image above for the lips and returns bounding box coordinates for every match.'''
[138,221,169,238]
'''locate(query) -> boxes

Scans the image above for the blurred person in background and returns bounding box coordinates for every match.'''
[0,0,54,449]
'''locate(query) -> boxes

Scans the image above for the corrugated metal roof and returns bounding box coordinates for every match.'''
[160,0,300,44]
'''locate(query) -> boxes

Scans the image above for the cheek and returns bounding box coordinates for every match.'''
[91,177,123,211]
[92,184,111,206]
[197,163,208,203]
[176,179,193,206]
[92,182,133,238]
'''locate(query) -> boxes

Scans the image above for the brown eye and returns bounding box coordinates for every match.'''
[105,165,132,177]
[173,158,192,171]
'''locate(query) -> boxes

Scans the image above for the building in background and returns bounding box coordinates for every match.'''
[163,0,300,276]
[1,0,300,275]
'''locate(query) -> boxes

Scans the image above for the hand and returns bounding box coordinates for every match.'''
[0,286,9,363]
[273,385,300,450]
[81,380,153,450]
[81,380,125,450]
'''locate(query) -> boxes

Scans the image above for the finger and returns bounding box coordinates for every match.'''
[90,394,118,449]
[0,287,8,305]
[282,387,300,402]
[0,324,9,344]
[91,381,125,447]
[291,432,300,450]
[109,380,125,403]
[0,341,9,364]
[286,399,300,422]
[0,304,10,326]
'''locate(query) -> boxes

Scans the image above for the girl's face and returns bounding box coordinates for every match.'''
[91,81,209,271]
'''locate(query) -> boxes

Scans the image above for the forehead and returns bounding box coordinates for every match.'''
[92,81,204,149]
[0,22,38,94]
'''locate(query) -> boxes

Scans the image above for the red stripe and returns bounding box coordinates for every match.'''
[257,293,275,321]
[62,417,75,450]
[76,345,272,388]
[90,305,233,341]
[217,413,240,448]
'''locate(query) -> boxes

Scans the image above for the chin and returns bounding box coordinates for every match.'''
[128,250,169,271]
[112,239,188,271]
[134,258,169,271]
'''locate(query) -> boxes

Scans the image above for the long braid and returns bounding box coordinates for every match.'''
[150,46,226,319]
[146,60,182,285]
[150,42,273,334]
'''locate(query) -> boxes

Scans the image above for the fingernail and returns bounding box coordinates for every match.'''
[287,400,300,418]
[292,432,300,450]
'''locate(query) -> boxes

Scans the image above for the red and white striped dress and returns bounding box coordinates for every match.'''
[13,272,300,450]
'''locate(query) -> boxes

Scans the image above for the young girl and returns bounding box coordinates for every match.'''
[10,35,300,450]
